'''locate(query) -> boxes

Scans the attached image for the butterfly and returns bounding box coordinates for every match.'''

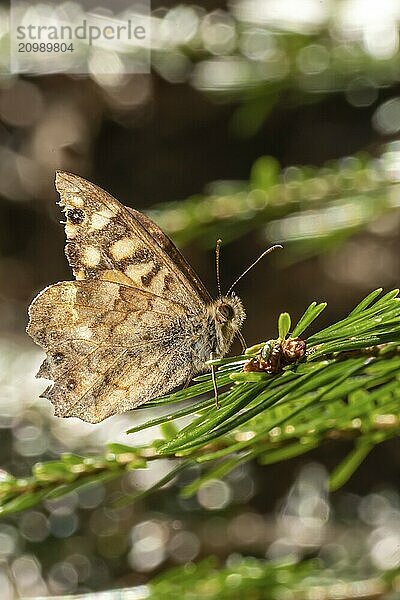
[27,171,280,423]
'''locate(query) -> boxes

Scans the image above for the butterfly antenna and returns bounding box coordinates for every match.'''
[227,244,283,295]
[215,238,222,297]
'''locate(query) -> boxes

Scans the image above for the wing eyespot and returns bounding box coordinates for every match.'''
[141,263,162,287]
[66,379,76,390]
[53,352,65,364]
[67,208,85,225]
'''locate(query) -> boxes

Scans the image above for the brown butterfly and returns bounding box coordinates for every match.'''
[27,172,280,423]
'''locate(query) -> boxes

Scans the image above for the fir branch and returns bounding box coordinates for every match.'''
[1,289,400,515]
[0,447,147,516]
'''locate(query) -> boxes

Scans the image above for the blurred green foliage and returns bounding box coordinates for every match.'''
[149,144,400,262]
[148,557,400,600]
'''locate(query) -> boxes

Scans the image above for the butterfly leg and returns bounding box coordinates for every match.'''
[182,374,193,390]
[210,352,220,409]
[237,331,247,354]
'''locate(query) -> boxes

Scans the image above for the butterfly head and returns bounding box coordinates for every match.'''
[209,294,246,354]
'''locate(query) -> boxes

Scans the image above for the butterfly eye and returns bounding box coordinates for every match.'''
[67,208,85,225]
[218,303,234,320]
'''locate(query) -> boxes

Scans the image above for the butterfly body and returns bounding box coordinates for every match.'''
[172,295,245,372]
[27,172,245,423]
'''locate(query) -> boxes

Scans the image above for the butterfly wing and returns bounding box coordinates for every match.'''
[27,280,194,423]
[27,172,215,422]
[55,171,212,308]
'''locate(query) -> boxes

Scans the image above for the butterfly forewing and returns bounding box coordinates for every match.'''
[55,171,210,308]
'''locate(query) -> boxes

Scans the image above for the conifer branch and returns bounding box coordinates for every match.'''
[1,289,400,516]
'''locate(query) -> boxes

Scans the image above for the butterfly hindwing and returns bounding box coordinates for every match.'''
[45,343,192,423]
[27,280,193,422]
[28,279,187,350]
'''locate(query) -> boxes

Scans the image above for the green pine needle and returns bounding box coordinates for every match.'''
[1,289,400,516]
[278,312,291,339]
